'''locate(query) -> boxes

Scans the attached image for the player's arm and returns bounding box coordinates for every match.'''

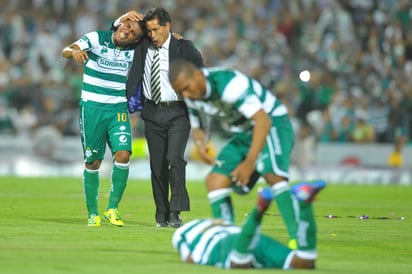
[112,10,144,30]
[231,109,271,185]
[61,43,88,63]
[192,128,214,165]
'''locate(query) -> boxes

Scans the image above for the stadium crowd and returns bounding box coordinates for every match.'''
[0,0,411,149]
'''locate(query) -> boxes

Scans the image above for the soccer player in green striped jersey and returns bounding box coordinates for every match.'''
[62,13,145,227]
[172,181,326,269]
[169,60,298,248]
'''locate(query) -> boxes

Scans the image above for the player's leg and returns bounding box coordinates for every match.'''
[228,188,273,268]
[261,115,297,248]
[207,136,248,222]
[289,180,327,269]
[265,174,298,249]
[206,173,234,221]
[105,109,133,226]
[79,106,106,226]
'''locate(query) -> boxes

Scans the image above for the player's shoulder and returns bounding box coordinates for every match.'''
[84,30,110,42]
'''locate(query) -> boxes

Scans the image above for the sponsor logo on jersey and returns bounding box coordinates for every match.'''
[119,135,127,143]
[119,125,126,131]
[97,57,129,71]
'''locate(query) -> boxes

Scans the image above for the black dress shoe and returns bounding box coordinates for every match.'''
[169,212,183,228]
[156,221,169,228]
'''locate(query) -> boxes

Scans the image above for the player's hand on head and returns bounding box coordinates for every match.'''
[120,10,144,23]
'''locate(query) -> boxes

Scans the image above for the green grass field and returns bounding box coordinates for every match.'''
[0,176,411,274]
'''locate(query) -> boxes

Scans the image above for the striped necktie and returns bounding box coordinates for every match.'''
[150,49,161,104]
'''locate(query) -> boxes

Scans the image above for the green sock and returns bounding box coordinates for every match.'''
[208,188,234,222]
[234,207,262,254]
[272,181,297,240]
[83,168,99,216]
[107,161,129,209]
[297,200,317,251]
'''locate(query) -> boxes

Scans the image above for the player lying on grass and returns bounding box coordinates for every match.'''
[172,180,326,269]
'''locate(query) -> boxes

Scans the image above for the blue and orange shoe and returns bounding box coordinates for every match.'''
[257,187,273,213]
[291,180,326,203]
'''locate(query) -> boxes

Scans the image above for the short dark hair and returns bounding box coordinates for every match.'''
[169,59,196,83]
[145,7,171,26]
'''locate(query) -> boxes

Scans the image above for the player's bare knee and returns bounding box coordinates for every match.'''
[114,150,131,163]
[264,173,287,186]
[205,173,232,192]
[86,160,101,170]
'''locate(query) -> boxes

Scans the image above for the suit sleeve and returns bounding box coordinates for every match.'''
[180,40,204,68]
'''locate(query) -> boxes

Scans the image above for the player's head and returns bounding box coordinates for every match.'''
[145,7,171,48]
[169,60,206,100]
[113,19,145,48]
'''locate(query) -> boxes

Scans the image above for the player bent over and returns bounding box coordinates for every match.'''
[172,180,326,269]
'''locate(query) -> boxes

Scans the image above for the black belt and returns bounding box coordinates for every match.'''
[145,99,185,108]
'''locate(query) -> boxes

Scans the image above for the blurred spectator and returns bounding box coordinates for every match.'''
[291,120,316,166]
[352,115,376,143]
[0,0,410,149]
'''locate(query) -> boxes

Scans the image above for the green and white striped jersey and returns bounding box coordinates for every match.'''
[75,30,134,110]
[172,218,240,268]
[172,218,294,269]
[185,68,288,133]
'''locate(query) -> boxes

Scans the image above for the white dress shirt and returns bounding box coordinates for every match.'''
[143,33,182,102]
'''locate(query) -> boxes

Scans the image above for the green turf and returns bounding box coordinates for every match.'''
[0,176,411,273]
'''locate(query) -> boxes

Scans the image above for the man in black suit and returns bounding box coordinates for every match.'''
[118,8,204,228]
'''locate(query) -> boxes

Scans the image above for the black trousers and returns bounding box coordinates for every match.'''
[140,99,191,223]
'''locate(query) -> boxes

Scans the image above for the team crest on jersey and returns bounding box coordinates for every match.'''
[114,48,121,57]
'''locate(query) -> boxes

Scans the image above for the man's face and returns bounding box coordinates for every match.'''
[171,70,206,100]
[146,18,170,48]
[113,20,143,47]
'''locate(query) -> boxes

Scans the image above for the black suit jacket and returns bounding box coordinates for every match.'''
[126,35,204,101]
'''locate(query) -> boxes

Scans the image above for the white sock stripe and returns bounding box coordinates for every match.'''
[207,188,232,202]
[228,250,254,264]
[84,168,99,173]
[295,250,318,260]
[271,181,289,196]
[114,161,130,169]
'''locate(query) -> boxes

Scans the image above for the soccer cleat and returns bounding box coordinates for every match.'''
[291,180,326,203]
[104,208,124,227]
[257,187,273,213]
[88,214,101,227]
